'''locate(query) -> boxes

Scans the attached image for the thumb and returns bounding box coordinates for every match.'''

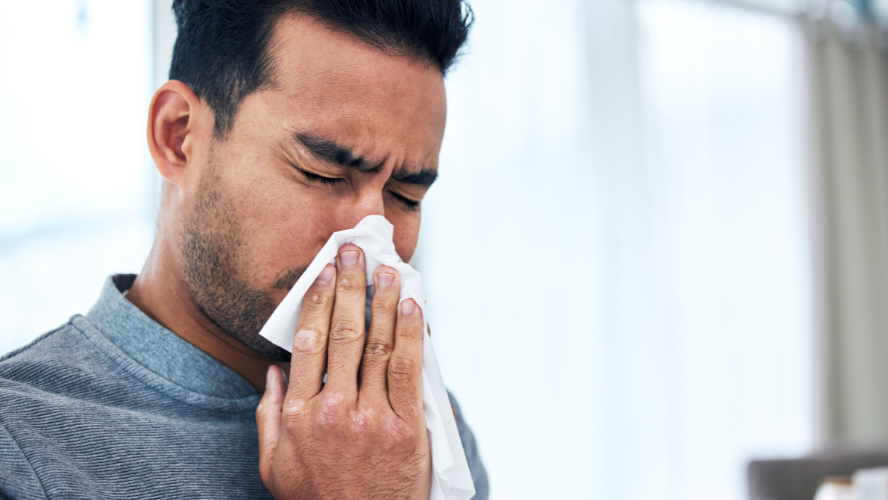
[256,365,286,480]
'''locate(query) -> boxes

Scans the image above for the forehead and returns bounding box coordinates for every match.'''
[251,13,447,167]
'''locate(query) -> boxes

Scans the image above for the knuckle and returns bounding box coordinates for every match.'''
[363,340,394,357]
[283,397,309,416]
[292,328,323,355]
[316,394,348,433]
[329,321,363,342]
[336,275,364,293]
[303,290,331,310]
[281,408,307,433]
[388,355,418,380]
[383,415,417,442]
[353,404,379,434]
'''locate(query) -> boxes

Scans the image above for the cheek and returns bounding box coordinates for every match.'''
[214,144,422,280]
[223,168,340,285]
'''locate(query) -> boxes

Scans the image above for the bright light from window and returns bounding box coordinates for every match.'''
[0,0,155,354]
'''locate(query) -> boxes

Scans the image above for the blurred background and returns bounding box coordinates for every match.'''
[2,0,888,498]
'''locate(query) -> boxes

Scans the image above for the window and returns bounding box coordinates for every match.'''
[0,0,155,354]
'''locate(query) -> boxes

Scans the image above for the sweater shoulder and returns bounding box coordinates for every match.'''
[0,318,134,416]
[0,318,110,393]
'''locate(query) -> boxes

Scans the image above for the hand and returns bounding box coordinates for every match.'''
[256,244,431,500]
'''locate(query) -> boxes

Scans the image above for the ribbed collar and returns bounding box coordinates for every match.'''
[78,274,259,411]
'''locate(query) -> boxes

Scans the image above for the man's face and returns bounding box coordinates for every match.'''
[177,14,447,361]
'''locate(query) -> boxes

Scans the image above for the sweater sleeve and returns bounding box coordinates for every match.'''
[447,391,490,500]
[0,420,46,500]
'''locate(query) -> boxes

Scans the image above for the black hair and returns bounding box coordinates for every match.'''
[169,0,473,137]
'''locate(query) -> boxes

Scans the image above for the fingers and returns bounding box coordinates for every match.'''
[388,299,424,418]
[256,365,286,481]
[359,266,400,401]
[325,244,367,401]
[286,264,336,402]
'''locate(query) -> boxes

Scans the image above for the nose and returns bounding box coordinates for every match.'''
[347,186,386,227]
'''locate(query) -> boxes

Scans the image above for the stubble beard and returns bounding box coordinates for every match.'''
[180,156,303,362]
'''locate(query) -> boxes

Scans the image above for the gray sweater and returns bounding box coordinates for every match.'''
[0,274,488,499]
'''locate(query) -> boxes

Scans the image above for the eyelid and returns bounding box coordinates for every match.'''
[294,165,345,186]
[387,189,420,211]
[292,160,420,211]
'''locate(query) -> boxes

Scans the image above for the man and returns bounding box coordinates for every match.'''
[0,0,488,498]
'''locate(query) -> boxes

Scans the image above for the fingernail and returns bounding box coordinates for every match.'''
[317,265,334,284]
[340,251,359,267]
[266,366,274,389]
[378,273,394,288]
[400,299,415,316]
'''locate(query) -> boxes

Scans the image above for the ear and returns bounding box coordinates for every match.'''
[146,80,208,187]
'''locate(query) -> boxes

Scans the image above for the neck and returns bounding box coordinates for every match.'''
[126,237,288,392]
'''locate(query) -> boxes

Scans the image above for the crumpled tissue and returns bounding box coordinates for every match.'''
[258,215,475,500]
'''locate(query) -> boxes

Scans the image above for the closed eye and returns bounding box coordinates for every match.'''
[387,190,420,211]
[298,167,345,186]
[292,162,419,210]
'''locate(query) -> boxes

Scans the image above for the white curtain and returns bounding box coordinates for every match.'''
[417,0,816,498]
[809,10,888,446]
[0,0,155,354]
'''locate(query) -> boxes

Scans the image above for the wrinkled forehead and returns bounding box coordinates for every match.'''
[257,13,448,168]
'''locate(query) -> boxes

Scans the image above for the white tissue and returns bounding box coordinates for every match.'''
[257,215,476,500]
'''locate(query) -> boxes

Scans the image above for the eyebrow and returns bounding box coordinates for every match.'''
[294,132,383,172]
[293,131,438,187]
[392,168,438,187]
